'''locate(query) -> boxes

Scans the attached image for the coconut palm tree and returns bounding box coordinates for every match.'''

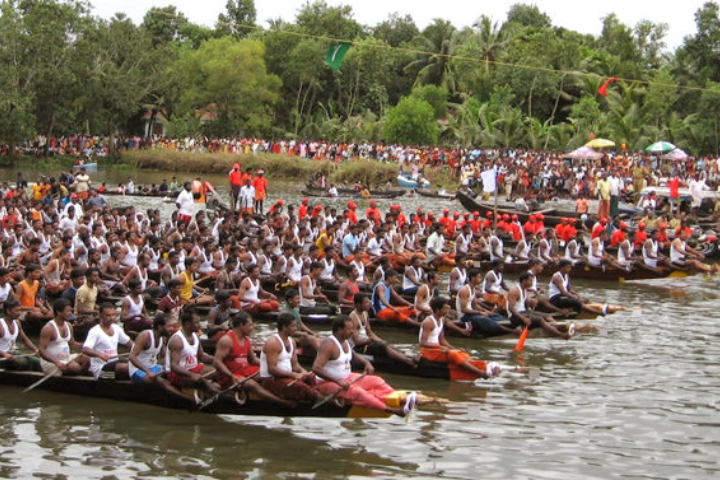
[404,19,460,93]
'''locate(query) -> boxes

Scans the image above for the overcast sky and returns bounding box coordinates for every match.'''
[91,0,708,50]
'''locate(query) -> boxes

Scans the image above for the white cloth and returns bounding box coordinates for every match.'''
[176,190,195,217]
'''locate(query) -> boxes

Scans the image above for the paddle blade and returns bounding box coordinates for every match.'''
[514,327,530,352]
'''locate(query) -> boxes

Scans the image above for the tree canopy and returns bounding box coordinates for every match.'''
[4,0,720,155]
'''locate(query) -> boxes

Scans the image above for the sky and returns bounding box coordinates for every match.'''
[91,0,709,50]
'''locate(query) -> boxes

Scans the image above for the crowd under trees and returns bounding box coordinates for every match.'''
[3,0,720,156]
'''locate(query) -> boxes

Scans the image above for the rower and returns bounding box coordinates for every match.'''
[642,229,671,272]
[509,231,534,263]
[564,231,586,265]
[82,303,134,379]
[482,259,509,309]
[207,291,234,341]
[419,297,499,378]
[337,266,361,309]
[120,278,152,334]
[414,271,441,316]
[259,312,319,402]
[457,269,513,336]
[37,298,88,376]
[312,316,416,417]
[0,298,41,371]
[238,263,280,314]
[508,272,574,340]
[537,228,559,265]
[156,279,183,322]
[177,257,214,306]
[371,269,421,327]
[15,263,52,323]
[447,253,468,296]
[616,230,635,271]
[588,229,624,270]
[425,223,454,267]
[213,312,295,407]
[349,293,418,367]
[670,227,719,273]
[525,259,571,317]
[166,309,220,396]
[299,261,335,315]
[548,259,608,317]
[280,289,322,351]
[402,255,425,296]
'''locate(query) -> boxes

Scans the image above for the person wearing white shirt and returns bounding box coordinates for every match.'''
[82,303,133,379]
[239,178,256,213]
[175,182,195,224]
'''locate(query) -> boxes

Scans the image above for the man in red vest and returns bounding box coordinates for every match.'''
[228,163,242,211]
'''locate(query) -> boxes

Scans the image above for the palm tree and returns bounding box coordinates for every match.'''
[404,19,460,93]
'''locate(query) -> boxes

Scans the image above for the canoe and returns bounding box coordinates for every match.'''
[0,369,394,418]
[456,192,557,224]
[478,260,694,282]
[300,190,405,199]
[304,185,406,197]
[397,175,430,189]
[415,189,456,200]
[100,189,179,198]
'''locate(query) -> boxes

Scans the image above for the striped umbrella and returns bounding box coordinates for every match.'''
[645,141,677,153]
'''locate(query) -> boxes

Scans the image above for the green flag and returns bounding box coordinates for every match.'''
[325,42,351,70]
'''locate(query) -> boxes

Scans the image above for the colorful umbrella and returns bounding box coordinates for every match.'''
[659,148,689,162]
[584,138,615,149]
[645,141,677,153]
[565,146,603,160]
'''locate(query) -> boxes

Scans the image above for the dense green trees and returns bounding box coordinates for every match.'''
[5,0,720,156]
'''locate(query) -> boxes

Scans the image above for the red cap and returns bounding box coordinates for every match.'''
[620,221,628,229]
[486,211,493,218]
[453,211,460,218]
[416,207,424,214]
[473,211,480,217]
[276,199,284,205]
[638,222,646,229]
[233,163,240,169]
[428,211,435,217]
[511,214,518,220]
[443,208,450,214]
[464,213,471,218]
[369,200,376,206]
[529,215,536,221]
[71,193,78,199]
[347,201,356,209]
[600,218,608,224]
[502,214,510,220]
[302,198,308,203]
[537,213,544,220]
[314,204,323,210]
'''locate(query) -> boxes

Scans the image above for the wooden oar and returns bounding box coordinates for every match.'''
[0,353,36,362]
[23,366,60,393]
[195,371,259,411]
[312,373,367,410]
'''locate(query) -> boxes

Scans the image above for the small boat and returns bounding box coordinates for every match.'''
[72,162,97,170]
[0,369,398,418]
[415,189,456,200]
[100,189,179,198]
[304,185,406,196]
[457,192,558,224]
[397,175,430,189]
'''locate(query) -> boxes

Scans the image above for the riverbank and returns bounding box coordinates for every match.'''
[119,150,460,189]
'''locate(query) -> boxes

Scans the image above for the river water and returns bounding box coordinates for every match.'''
[1,165,719,479]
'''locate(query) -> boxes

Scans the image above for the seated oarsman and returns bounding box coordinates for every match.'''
[389,223,413,268]
[564,232,586,265]
[166,309,220,396]
[670,227,719,273]
[122,253,159,296]
[281,289,322,351]
[129,312,194,400]
[372,256,391,284]
[457,268,514,337]
[259,312,319,402]
[312,316,416,417]
[177,257,214,306]
[160,250,182,294]
[454,223,480,260]
[238,263,280,314]
[286,245,305,285]
[0,267,16,305]
[213,312,295,407]
[402,255,425,296]
[61,267,86,307]
[0,298,41,371]
[447,254,469,296]
[482,259,509,309]
[337,266,361,309]
[548,260,608,317]
[525,260,571,316]
[16,263,52,323]
[616,231,636,271]
[425,223,454,267]
[642,229,671,273]
[101,246,127,294]
[509,272,574,340]
[317,246,342,290]
[156,279,183,322]
[414,271,441,317]
[537,229,559,265]
[588,229,624,270]
[419,297,499,379]
[350,293,417,368]
[37,298,89,376]
[299,261,335,315]
[487,226,506,262]
[206,291,234,341]
[371,269,421,327]
[82,303,134,379]
[43,247,72,295]
[509,231,534,263]
[120,279,152,334]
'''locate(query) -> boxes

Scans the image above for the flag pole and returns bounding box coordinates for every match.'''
[493,168,498,230]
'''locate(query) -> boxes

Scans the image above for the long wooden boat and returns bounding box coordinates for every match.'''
[300,190,405,199]
[479,260,694,282]
[414,189,457,200]
[100,189,179,198]
[305,185,406,197]
[0,369,394,418]
[456,192,558,225]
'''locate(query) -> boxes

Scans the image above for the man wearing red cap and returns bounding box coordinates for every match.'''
[393,205,406,227]
[555,218,568,241]
[610,222,627,248]
[365,200,381,222]
[228,163,242,211]
[252,170,267,214]
[633,222,648,250]
[438,208,452,229]
[470,211,482,233]
[509,214,523,241]
[298,198,309,220]
[481,211,493,230]
[591,218,608,239]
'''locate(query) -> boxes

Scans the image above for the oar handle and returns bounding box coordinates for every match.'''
[312,373,367,410]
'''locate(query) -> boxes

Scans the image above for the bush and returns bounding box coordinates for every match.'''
[384,96,439,146]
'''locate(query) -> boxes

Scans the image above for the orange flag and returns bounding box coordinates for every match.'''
[598,77,619,97]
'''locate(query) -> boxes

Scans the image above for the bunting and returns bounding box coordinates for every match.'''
[598,77,619,97]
